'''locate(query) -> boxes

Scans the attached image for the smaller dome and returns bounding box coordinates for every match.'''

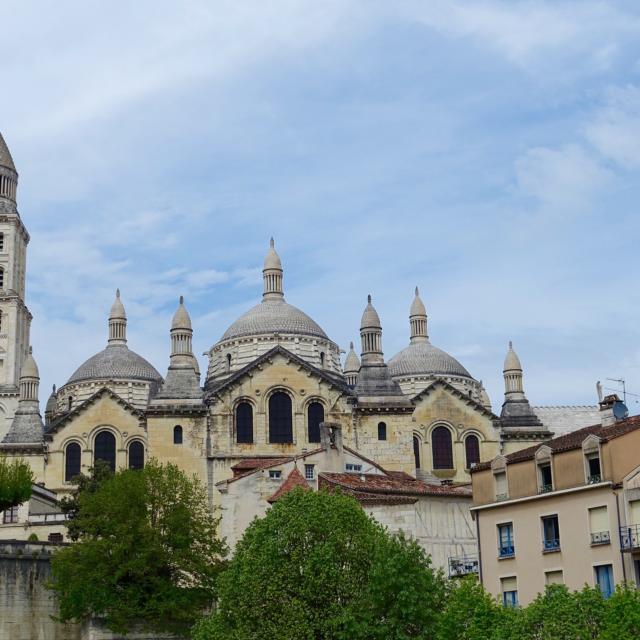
[360,295,381,329]
[66,344,162,385]
[172,296,192,330]
[0,132,16,173]
[21,347,39,379]
[264,237,282,270]
[344,342,360,373]
[388,341,472,379]
[110,289,126,320]
[45,385,57,413]
[503,341,522,371]
[410,287,426,317]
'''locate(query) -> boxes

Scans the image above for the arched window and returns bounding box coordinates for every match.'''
[236,402,253,444]
[128,441,145,470]
[173,425,183,445]
[319,352,325,368]
[94,431,116,472]
[226,353,232,371]
[465,434,480,469]
[432,426,453,469]
[413,435,421,470]
[65,442,81,482]
[68,396,73,411]
[269,392,293,443]
[307,402,324,443]
[378,422,387,441]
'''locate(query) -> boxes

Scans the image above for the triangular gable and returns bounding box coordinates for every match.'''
[45,387,145,438]
[412,378,499,421]
[205,345,352,399]
[267,467,310,503]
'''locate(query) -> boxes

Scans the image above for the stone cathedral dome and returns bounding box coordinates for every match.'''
[388,342,472,379]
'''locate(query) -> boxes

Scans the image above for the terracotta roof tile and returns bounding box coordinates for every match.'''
[472,415,640,471]
[267,467,310,503]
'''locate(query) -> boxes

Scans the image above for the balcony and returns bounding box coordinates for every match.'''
[620,524,640,551]
[498,544,515,559]
[538,484,554,494]
[587,474,602,485]
[495,493,508,502]
[590,530,610,545]
[448,555,479,578]
[543,538,560,553]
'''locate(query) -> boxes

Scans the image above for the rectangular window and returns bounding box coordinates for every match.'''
[346,463,362,472]
[494,471,508,501]
[594,564,614,599]
[501,576,518,607]
[268,470,282,480]
[498,523,515,557]
[545,570,564,585]
[304,464,315,480]
[0,233,4,252]
[538,464,553,492]
[587,454,601,483]
[542,515,560,552]
[629,499,640,526]
[2,506,19,524]
[589,506,610,545]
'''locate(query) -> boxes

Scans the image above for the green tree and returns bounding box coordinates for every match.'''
[0,456,33,512]
[600,583,640,640]
[437,576,504,640]
[193,488,446,640]
[49,459,226,635]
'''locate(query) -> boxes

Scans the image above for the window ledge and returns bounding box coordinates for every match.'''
[498,554,515,560]
[542,547,561,554]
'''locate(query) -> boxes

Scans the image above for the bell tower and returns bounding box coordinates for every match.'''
[0,132,33,439]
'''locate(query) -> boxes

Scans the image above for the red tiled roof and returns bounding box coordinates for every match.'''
[267,467,310,503]
[318,472,472,499]
[231,457,291,476]
[472,414,640,471]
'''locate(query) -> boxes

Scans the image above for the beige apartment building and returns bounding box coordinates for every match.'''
[471,400,640,606]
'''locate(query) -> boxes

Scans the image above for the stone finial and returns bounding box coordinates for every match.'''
[108,290,127,345]
[263,237,284,299]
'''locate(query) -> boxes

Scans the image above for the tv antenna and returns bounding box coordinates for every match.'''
[606,378,626,404]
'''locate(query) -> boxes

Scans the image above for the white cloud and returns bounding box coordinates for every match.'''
[585,85,640,170]
[515,144,613,210]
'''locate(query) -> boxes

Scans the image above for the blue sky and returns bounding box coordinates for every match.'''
[2,1,639,412]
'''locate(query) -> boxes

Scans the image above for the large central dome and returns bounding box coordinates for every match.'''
[221,299,328,341]
[388,342,471,378]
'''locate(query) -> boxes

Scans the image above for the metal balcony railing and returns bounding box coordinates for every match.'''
[538,484,554,494]
[543,538,560,552]
[495,493,508,502]
[590,530,610,545]
[620,524,640,551]
[498,544,515,558]
[587,474,602,484]
[448,555,479,578]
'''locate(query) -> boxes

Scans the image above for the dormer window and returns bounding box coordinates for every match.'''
[535,447,553,493]
[582,436,602,484]
[491,456,508,501]
[346,463,362,473]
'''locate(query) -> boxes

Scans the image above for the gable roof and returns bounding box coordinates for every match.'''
[45,387,145,437]
[205,345,351,397]
[267,467,310,503]
[412,378,498,421]
[472,415,640,472]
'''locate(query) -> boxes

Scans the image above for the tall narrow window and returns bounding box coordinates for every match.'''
[498,523,514,557]
[432,426,453,469]
[586,453,601,483]
[68,396,73,411]
[65,442,81,482]
[319,352,325,368]
[594,565,614,599]
[94,431,116,472]
[494,471,508,501]
[413,435,421,469]
[307,402,324,443]
[269,392,293,443]
[542,515,560,551]
[236,402,254,444]
[128,441,144,470]
[0,233,4,251]
[0,268,4,289]
[173,425,183,445]
[465,434,480,468]
[226,353,232,372]
[538,463,553,492]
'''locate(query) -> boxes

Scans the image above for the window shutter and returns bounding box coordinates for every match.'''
[545,570,563,585]
[501,576,517,592]
[629,500,640,526]
[589,506,608,533]
[495,472,507,495]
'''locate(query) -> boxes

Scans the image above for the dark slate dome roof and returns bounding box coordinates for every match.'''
[66,344,162,385]
[388,341,472,379]
[220,299,329,341]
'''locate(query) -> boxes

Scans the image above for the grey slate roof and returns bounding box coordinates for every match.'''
[388,341,473,379]
[2,408,44,444]
[155,367,203,400]
[66,344,162,385]
[532,405,601,437]
[220,299,329,341]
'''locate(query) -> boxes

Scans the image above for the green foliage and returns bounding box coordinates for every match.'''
[192,488,446,640]
[600,583,640,640]
[27,533,38,541]
[0,456,33,512]
[49,459,226,635]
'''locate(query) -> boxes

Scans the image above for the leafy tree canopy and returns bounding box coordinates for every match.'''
[0,456,33,512]
[193,487,446,640]
[49,459,226,635]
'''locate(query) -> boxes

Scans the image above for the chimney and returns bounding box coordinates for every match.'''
[599,394,626,427]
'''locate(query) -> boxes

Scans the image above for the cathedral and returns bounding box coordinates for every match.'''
[0,132,600,563]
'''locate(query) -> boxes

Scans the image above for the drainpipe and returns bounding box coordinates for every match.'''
[614,489,627,582]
